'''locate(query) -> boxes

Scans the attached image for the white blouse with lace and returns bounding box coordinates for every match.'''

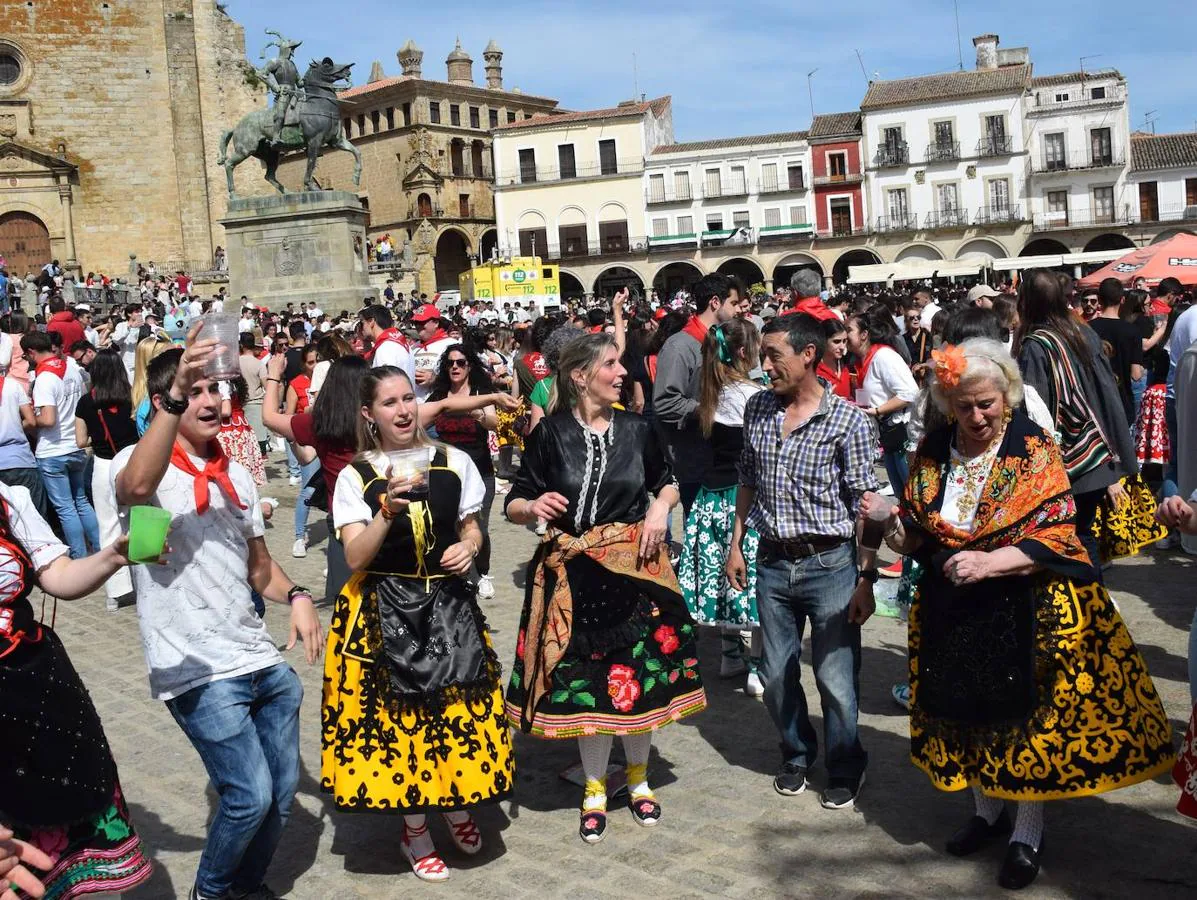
[941,438,1003,532]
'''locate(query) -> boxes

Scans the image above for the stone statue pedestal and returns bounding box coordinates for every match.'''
[219,190,377,311]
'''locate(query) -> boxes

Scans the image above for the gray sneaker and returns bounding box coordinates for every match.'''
[230,887,280,900]
[773,763,809,796]
[820,771,866,809]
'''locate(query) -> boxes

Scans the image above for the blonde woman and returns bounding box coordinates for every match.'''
[131,334,173,435]
[324,365,512,882]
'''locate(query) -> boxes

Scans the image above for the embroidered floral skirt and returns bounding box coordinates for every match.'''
[217,420,265,486]
[321,572,514,813]
[1092,475,1168,562]
[1174,702,1197,820]
[506,555,706,738]
[1134,383,1170,466]
[678,485,759,627]
[908,575,1174,800]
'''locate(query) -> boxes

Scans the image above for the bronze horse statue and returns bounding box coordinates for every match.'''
[217,57,362,197]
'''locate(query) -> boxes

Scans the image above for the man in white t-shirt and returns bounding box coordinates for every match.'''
[359,304,415,383]
[239,306,257,334]
[409,304,457,401]
[108,303,144,378]
[0,370,47,517]
[22,330,100,558]
[112,332,321,900]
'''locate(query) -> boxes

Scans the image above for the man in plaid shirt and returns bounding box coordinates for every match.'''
[727,312,880,810]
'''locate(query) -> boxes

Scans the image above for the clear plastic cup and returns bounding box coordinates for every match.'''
[127,506,173,563]
[197,314,242,379]
[386,448,431,499]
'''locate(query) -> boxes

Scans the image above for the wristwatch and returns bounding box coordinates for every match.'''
[287,585,313,604]
[159,391,189,416]
[858,568,880,584]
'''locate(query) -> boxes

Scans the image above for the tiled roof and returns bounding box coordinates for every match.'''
[493,96,670,131]
[1030,69,1122,87]
[338,76,556,104]
[1131,131,1197,172]
[652,130,808,155]
[809,112,861,139]
[860,65,1030,111]
[339,76,408,99]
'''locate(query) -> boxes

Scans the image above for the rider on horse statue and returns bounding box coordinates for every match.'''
[260,30,304,148]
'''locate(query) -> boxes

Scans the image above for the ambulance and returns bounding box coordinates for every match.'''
[458,256,562,315]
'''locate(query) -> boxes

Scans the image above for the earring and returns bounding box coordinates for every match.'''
[368,420,379,435]
[946,410,956,423]
[1002,407,1013,423]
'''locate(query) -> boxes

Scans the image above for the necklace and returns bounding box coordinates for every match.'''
[948,427,1006,524]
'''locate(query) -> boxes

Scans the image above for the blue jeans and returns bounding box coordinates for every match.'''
[166,664,303,898]
[1162,396,1179,500]
[755,541,867,780]
[293,457,320,539]
[883,450,909,499]
[1130,374,1147,425]
[37,450,100,559]
[284,442,301,481]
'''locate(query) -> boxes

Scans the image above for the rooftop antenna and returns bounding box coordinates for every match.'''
[854,49,869,84]
[1142,110,1159,134]
[1079,54,1103,78]
[632,51,639,103]
[806,68,818,126]
[953,0,964,71]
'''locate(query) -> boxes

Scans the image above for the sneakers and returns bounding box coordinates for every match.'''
[719,655,748,679]
[288,475,301,486]
[291,537,307,558]
[477,574,495,600]
[1156,532,1177,550]
[106,597,119,613]
[891,682,912,709]
[231,887,280,900]
[879,558,904,578]
[820,771,866,809]
[745,670,765,699]
[773,763,809,796]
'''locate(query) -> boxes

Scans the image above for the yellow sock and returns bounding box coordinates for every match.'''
[626,763,652,800]
[583,777,607,812]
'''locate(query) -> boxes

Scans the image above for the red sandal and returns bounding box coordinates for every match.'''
[401,822,450,882]
[446,812,483,855]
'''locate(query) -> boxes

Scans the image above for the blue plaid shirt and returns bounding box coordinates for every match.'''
[738,386,878,541]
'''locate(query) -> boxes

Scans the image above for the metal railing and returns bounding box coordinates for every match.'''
[699,181,750,199]
[1031,149,1125,174]
[874,143,909,168]
[1133,203,1197,224]
[813,172,863,186]
[496,157,645,186]
[973,204,1023,224]
[540,236,649,260]
[924,141,960,163]
[759,178,806,194]
[448,164,493,180]
[875,214,919,233]
[645,186,693,204]
[1032,206,1134,230]
[977,135,1014,157]
[925,209,969,229]
[816,225,871,239]
[1028,81,1126,113]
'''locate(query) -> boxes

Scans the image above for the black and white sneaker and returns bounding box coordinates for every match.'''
[820,771,866,809]
[773,763,809,796]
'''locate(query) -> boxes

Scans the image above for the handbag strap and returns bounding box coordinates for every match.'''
[94,403,118,456]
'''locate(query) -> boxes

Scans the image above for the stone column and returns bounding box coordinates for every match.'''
[58,182,78,273]
[764,279,774,293]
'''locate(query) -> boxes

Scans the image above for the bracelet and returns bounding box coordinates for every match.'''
[266,377,282,383]
[378,493,397,521]
[885,520,902,538]
[286,585,312,604]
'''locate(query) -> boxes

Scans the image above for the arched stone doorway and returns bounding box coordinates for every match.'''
[652,261,703,299]
[0,211,50,277]
[434,229,471,290]
[772,253,823,292]
[1020,237,1070,257]
[479,229,498,263]
[716,257,765,290]
[957,238,1008,262]
[895,243,944,262]
[417,193,433,218]
[1151,228,1197,245]
[1083,233,1136,253]
[560,271,585,300]
[832,248,880,286]
[593,266,644,299]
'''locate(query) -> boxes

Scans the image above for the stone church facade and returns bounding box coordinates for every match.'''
[0,0,261,278]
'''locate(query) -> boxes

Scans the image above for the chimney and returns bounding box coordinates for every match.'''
[973,34,999,70]
[483,39,503,90]
[446,38,474,85]
[368,60,385,83]
[398,39,423,78]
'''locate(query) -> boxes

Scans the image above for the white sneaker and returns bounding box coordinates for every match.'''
[288,475,301,486]
[1155,532,1176,550]
[106,597,119,613]
[292,538,307,558]
[477,575,495,600]
[745,671,765,698]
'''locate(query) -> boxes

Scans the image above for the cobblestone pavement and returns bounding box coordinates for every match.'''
[53,465,1197,898]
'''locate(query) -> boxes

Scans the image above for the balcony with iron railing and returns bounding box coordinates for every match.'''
[925,208,969,229]
[813,172,864,187]
[816,224,871,239]
[1032,206,1134,231]
[873,143,909,168]
[496,157,645,187]
[973,204,1023,225]
[1028,80,1127,114]
[977,135,1014,157]
[875,214,919,234]
[541,235,649,260]
[448,163,494,180]
[759,178,807,194]
[1134,203,1197,225]
[699,180,750,200]
[645,186,694,204]
[1030,149,1125,175]
[924,141,961,164]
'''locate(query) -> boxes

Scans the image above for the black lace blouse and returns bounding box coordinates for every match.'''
[507,410,675,536]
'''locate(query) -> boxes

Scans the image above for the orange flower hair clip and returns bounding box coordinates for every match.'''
[931,344,967,389]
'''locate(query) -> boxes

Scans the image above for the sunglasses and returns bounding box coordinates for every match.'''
[447,358,469,368]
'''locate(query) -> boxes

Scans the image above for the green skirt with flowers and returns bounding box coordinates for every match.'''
[678,485,759,626]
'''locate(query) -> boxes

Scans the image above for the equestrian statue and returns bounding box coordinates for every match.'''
[217,30,362,197]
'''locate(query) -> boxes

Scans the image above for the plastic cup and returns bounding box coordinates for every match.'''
[386,448,430,499]
[127,506,173,563]
[197,314,242,379]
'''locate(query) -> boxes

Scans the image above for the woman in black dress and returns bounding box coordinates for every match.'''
[505,333,706,844]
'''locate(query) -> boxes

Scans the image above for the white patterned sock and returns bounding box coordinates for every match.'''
[621,731,653,797]
[577,734,613,811]
[1011,801,1043,849]
[973,786,1004,825]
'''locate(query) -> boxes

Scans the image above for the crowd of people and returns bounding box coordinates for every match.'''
[1,259,1196,898]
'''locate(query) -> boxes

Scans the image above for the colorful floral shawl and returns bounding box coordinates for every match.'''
[901,410,1094,580]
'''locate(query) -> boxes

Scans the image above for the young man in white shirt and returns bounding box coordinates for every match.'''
[109,303,144,378]
[359,304,415,383]
[113,331,322,900]
[21,330,100,558]
[409,304,457,401]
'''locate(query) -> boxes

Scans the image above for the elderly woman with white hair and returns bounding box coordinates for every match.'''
[864,338,1173,891]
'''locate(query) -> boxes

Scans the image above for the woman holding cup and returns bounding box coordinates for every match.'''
[322,365,512,882]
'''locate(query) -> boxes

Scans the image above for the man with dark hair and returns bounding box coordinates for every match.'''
[653,272,747,517]
[586,307,607,332]
[108,303,143,378]
[1089,277,1143,421]
[239,331,269,454]
[113,333,321,900]
[359,303,414,381]
[727,313,878,810]
[46,296,86,350]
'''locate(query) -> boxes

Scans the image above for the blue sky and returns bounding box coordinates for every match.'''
[228,0,1195,141]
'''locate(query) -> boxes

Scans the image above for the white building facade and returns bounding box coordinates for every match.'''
[1126,131,1197,233]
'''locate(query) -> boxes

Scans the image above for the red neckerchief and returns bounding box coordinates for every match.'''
[681,315,708,344]
[784,296,837,321]
[856,344,885,386]
[366,327,408,361]
[419,328,449,349]
[34,357,67,379]
[816,360,852,399]
[169,441,247,514]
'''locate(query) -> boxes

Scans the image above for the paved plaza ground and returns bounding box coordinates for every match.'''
[54,465,1197,898]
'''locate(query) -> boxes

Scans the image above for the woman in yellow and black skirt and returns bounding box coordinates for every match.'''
[325,365,512,883]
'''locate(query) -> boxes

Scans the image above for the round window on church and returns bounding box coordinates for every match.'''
[0,55,20,86]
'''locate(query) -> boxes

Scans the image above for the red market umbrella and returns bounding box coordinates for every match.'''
[1077,232,1197,289]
